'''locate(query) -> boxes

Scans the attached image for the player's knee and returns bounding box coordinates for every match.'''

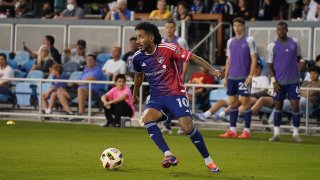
[141,115,153,124]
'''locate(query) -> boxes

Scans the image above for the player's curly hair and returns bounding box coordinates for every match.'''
[135,22,162,45]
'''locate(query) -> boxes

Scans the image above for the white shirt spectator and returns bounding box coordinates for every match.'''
[0,65,14,84]
[251,75,270,94]
[102,59,126,77]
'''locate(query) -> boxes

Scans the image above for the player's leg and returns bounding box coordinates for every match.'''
[251,96,274,114]
[269,100,283,141]
[219,95,239,138]
[238,96,252,138]
[288,83,302,142]
[178,116,220,173]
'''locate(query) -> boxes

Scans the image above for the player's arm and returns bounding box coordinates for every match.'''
[267,43,280,92]
[224,56,230,88]
[245,53,257,86]
[189,54,223,78]
[132,73,144,104]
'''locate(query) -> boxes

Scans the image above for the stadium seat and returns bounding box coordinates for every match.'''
[20,59,36,73]
[63,61,80,78]
[13,51,30,67]
[7,60,18,69]
[209,89,227,106]
[96,53,112,68]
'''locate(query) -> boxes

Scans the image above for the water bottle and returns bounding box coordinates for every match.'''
[130,11,134,21]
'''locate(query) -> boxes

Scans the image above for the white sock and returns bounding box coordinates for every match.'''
[244,128,250,133]
[164,151,173,157]
[218,111,225,116]
[274,126,280,136]
[293,127,299,136]
[45,108,52,114]
[203,111,212,118]
[204,156,213,166]
[230,127,237,132]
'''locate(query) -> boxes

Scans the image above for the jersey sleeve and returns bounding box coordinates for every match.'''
[132,53,142,73]
[226,38,232,57]
[171,44,192,62]
[292,37,301,57]
[266,42,275,64]
[247,36,258,55]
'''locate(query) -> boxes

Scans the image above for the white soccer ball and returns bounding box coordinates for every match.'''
[100,148,124,170]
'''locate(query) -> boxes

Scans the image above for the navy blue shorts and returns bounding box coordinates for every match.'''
[227,79,251,97]
[273,83,300,101]
[145,95,192,121]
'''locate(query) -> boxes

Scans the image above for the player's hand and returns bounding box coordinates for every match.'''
[273,81,281,93]
[223,78,227,88]
[214,70,225,79]
[132,95,140,104]
[244,76,252,87]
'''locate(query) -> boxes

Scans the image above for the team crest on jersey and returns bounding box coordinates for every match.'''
[157,57,164,64]
[175,48,181,55]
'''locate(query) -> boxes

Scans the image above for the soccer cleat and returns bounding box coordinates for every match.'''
[269,135,280,142]
[207,163,220,173]
[219,130,238,138]
[238,130,251,139]
[161,155,179,168]
[193,113,208,122]
[292,135,303,143]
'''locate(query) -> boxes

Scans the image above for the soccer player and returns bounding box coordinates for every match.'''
[267,21,302,142]
[219,17,257,139]
[132,22,223,173]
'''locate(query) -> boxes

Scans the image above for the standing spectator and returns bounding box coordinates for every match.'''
[14,0,34,18]
[210,0,234,15]
[267,22,302,142]
[235,0,251,20]
[0,0,16,17]
[61,39,86,65]
[0,53,14,98]
[24,35,61,64]
[102,46,126,81]
[149,0,173,20]
[219,17,257,139]
[101,74,135,127]
[54,0,84,19]
[41,64,68,117]
[190,0,205,14]
[31,45,55,78]
[57,54,104,120]
[176,1,192,21]
[104,0,132,20]
[123,37,139,77]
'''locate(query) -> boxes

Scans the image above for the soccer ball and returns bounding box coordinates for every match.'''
[100,148,124,170]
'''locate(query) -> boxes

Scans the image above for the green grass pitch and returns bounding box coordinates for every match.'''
[0,121,320,180]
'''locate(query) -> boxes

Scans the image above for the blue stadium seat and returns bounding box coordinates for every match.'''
[21,59,36,73]
[209,88,227,106]
[63,61,80,78]
[7,60,18,69]
[96,53,112,67]
[14,51,30,67]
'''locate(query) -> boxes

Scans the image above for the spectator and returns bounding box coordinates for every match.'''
[101,74,135,127]
[149,0,173,20]
[301,0,311,20]
[134,0,149,13]
[41,64,68,117]
[54,0,66,14]
[251,0,274,21]
[14,0,34,18]
[104,0,132,20]
[57,54,105,120]
[235,0,251,20]
[176,1,192,21]
[123,37,139,77]
[54,0,84,19]
[62,39,86,65]
[40,1,55,19]
[0,53,14,98]
[31,45,55,78]
[102,46,126,81]
[23,35,61,64]
[210,0,234,15]
[0,0,16,17]
[190,0,205,14]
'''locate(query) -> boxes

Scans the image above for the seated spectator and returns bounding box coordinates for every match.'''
[54,0,84,19]
[62,39,86,65]
[24,35,61,64]
[176,1,192,21]
[0,53,14,98]
[41,64,68,117]
[102,46,126,81]
[123,37,139,77]
[149,0,173,20]
[57,54,105,120]
[210,0,234,15]
[235,0,251,20]
[190,0,205,14]
[0,0,16,17]
[134,0,149,13]
[104,0,132,20]
[40,1,55,19]
[304,54,320,81]
[31,45,55,78]
[101,74,135,127]
[14,0,35,18]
